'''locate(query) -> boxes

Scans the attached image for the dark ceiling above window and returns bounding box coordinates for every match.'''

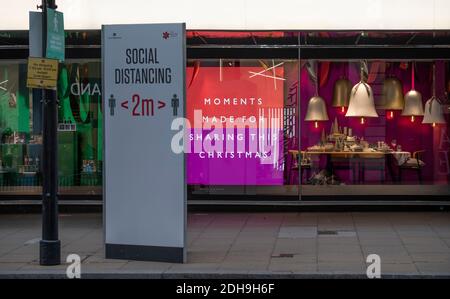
[186,31,450,47]
[1,30,450,47]
[1,30,450,60]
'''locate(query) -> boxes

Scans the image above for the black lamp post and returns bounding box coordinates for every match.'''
[39,0,61,266]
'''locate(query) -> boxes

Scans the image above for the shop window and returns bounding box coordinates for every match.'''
[299,60,450,196]
[0,59,102,196]
[0,61,41,193]
[186,59,300,196]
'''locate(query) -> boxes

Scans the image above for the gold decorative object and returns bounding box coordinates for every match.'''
[329,117,344,141]
[402,62,424,122]
[332,78,352,110]
[382,77,404,110]
[305,62,329,128]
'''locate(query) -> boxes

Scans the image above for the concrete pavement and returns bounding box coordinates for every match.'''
[1,212,450,278]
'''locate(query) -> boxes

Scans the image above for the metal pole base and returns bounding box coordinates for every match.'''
[40,240,61,265]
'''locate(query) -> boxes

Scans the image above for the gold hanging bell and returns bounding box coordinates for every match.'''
[382,77,404,110]
[305,96,329,122]
[332,78,352,108]
[305,61,329,128]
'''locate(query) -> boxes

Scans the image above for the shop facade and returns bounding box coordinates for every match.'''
[0,2,449,205]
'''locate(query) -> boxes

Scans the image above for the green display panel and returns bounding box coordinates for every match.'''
[0,59,102,193]
[0,144,23,187]
[58,131,77,186]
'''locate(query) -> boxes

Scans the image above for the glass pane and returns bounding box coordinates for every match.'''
[0,59,103,196]
[186,59,300,198]
[57,59,102,195]
[0,60,42,194]
[300,59,450,197]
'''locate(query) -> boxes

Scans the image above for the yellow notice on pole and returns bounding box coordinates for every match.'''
[26,57,59,90]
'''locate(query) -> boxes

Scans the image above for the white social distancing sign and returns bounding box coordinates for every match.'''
[102,23,186,263]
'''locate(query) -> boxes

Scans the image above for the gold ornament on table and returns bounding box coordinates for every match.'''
[321,128,327,145]
[334,133,346,151]
[328,117,345,141]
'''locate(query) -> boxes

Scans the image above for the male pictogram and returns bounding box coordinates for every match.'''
[171,94,179,116]
[53,14,59,32]
[109,94,116,116]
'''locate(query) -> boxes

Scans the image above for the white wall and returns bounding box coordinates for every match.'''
[2,0,450,30]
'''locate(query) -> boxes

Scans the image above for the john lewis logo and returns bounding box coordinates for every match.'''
[162,31,178,40]
[108,32,122,40]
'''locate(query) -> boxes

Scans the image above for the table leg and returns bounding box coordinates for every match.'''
[326,154,333,175]
[386,155,397,183]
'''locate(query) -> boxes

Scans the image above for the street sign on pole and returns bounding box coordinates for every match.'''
[29,12,43,57]
[103,23,187,263]
[26,57,59,90]
[45,8,64,61]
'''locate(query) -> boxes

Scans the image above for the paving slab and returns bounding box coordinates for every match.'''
[269,261,317,273]
[317,262,366,274]
[380,263,419,275]
[415,262,450,275]
[278,226,317,238]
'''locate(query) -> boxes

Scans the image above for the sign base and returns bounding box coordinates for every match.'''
[105,243,184,263]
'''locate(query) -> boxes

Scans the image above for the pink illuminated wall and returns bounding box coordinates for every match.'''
[299,61,449,184]
[186,65,285,185]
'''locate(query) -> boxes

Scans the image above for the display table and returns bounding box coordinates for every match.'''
[290,150,412,183]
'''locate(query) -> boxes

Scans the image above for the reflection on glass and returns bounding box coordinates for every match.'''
[0,61,42,193]
[0,60,102,195]
[57,60,102,194]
